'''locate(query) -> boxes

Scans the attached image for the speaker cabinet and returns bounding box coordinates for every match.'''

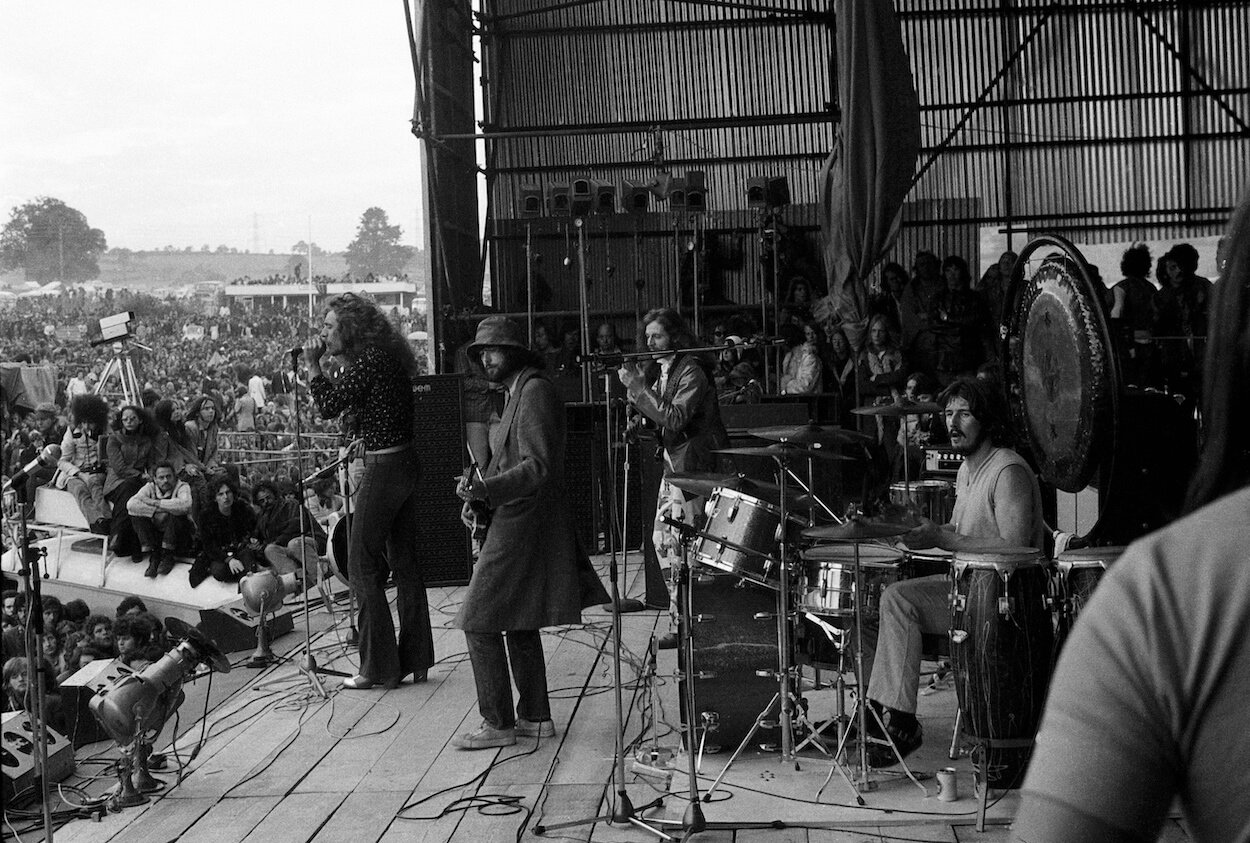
[518,184,543,218]
[412,374,474,586]
[2,711,74,803]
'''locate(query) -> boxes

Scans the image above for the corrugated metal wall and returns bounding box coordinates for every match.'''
[472,0,1249,319]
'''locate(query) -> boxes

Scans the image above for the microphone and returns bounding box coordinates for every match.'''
[288,346,304,359]
[4,444,62,491]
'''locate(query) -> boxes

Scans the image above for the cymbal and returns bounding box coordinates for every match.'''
[714,444,854,462]
[852,400,944,418]
[666,471,812,507]
[750,422,874,448]
[801,517,911,541]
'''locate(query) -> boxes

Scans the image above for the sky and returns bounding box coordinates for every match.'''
[0,2,428,255]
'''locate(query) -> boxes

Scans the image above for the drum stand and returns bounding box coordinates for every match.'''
[704,448,811,799]
[821,537,927,798]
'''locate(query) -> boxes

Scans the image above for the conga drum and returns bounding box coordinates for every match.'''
[326,514,352,587]
[950,548,1054,789]
[1054,546,1125,649]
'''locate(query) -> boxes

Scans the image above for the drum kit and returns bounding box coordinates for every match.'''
[662,402,954,800]
[663,401,1125,805]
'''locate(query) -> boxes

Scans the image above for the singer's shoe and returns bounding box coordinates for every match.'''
[452,721,517,750]
[516,718,555,738]
[341,674,400,691]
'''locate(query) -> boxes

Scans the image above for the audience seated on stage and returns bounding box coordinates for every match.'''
[55,393,112,534]
[191,475,258,587]
[253,479,325,583]
[115,596,147,618]
[304,478,344,528]
[126,460,193,578]
[104,404,169,558]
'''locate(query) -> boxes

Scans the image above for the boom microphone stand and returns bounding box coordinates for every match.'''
[6,482,56,840]
[271,350,349,697]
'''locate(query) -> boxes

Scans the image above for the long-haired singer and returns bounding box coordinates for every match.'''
[305,292,434,690]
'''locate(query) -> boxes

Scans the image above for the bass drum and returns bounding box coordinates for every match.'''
[682,569,778,753]
[326,514,352,587]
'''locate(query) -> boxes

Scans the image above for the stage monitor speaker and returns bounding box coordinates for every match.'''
[667,177,688,212]
[621,181,650,214]
[594,182,617,214]
[2,711,74,804]
[412,374,474,586]
[571,177,594,217]
[58,658,135,746]
[198,599,293,654]
[518,184,544,218]
[548,182,571,216]
[686,170,707,213]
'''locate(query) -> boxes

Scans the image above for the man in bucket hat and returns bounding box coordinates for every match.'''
[452,316,609,749]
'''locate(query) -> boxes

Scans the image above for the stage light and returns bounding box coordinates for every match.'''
[621,182,650,214]
[548,183,571,216]
[240,569,301,668]
[90,618,229,810]
[518,184,543,218]
[686,171,707,213]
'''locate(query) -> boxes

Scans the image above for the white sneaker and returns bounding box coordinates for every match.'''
[452,721,517,750]
[516,718,555,738]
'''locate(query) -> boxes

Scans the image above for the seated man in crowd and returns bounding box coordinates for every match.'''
[303,477,344,528]
[191,475,258,587]
[858,377,1046,766]
[126,460,193,578]
[253,479,325,584]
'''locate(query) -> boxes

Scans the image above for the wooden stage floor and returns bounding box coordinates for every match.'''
[9,552,1191,843]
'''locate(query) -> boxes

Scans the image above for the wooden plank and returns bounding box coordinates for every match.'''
[240,791,345,843]
[311,789,411,843]
[952,822,1014,842]
[875,822,957,841]
[167,702,310,799]
[52,804,144,843]
[739,829,810,843]
[375,786,474,843]
[101,795,216,843]
[453,783,542,843]
[241,686,373,796]
[175,795,282,843]
[530,783,605,842]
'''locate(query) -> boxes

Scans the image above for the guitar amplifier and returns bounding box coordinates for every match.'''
[411,374,473,586]
[2,711,75,804]
[925,447,964,477]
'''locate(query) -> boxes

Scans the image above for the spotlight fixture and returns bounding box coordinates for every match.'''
[621,181,651,214]
[548,183,572,216]
[518,184,543,218]
[240,569,302,668]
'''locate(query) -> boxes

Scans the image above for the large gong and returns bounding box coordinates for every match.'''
[1002,236,1120,493]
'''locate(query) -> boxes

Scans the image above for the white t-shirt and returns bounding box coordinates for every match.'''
[1019,486,1250,842]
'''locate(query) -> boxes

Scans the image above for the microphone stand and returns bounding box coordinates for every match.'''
[8,482,56,840]
[267,350,349,697]
[599,369,644,614]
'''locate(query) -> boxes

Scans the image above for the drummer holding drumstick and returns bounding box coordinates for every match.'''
[618,308,729,649]
[858,376,1046,767]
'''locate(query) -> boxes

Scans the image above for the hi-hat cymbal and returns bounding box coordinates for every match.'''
[801,517,911,541]
[852,400,944,418]
[715,444,854,462]
[750,422,874,448]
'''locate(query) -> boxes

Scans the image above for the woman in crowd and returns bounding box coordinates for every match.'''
[190,475,258,587]
[103,404,167,558]
[779,321,823,395]
[55,393,112,534]
[713,336,762,404]
[858,313,908,454]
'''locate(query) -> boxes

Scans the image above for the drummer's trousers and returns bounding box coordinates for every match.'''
[861,574,949,714]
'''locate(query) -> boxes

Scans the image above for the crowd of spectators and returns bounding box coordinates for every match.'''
[230,272,411,287]
[2,589,169,732]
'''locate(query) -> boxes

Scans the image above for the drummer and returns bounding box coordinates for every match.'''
[618,308,729,649]
[859,376,1046,766]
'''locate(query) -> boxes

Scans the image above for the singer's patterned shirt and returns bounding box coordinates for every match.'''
[310,345,413,451]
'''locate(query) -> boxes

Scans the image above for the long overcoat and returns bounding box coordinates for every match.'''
[454,366,609,632]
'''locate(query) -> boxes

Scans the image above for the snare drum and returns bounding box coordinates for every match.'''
[950,548,1054,789]
[889,479,955,524]
[694,487,805,588]
[799,544,903,625]
[1054,546,1124,645]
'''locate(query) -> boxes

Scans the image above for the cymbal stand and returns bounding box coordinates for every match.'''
[799,612,863,804]
[781,464,841,522]
[822,538,927,797]
[534,373,670,842]
[704,448,804,800]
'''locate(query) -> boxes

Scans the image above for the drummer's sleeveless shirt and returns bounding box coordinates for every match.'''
[951,446,1046,549]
